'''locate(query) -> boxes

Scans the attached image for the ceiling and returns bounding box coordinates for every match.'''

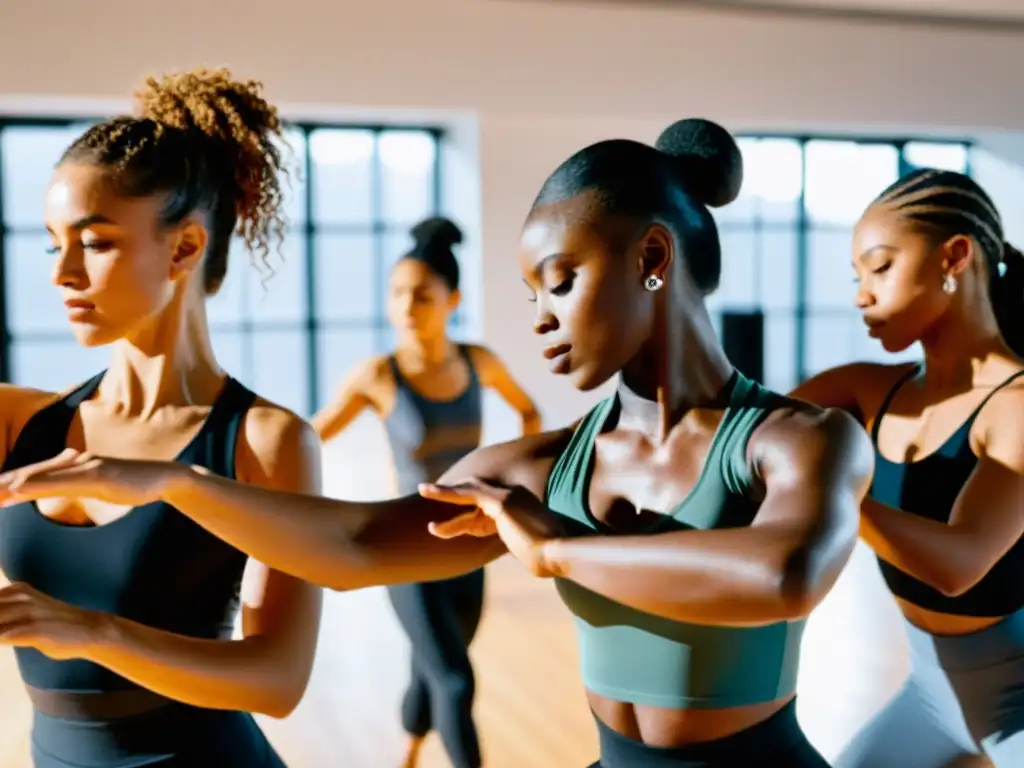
[715,0,1024,21]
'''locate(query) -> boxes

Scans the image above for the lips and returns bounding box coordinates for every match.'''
[543,343,572,374]
[64,298,95,310]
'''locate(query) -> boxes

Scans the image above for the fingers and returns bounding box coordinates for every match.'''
[418,482,483,507]
[428,511,492,539]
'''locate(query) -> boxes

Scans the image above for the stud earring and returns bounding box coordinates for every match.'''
[644,275,664,292]
[998,260,1008,278]
[943,273,958,295]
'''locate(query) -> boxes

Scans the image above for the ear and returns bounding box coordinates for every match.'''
[634,224,675,285]
[941,234,974,278]
[449,288,462,308]
[168,221,208,282]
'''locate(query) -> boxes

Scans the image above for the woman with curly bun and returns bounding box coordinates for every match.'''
[0,69,322,767]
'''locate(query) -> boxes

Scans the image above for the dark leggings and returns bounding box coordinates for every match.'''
[387,568,485,768]
[586,699,828,768]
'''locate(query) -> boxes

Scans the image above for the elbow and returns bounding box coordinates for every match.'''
[774,545,849,621]
[933,566,984,599]
[257,672,312,719]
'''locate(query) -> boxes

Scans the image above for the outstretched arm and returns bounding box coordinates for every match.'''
[309,357,380,442]
[470,345,542,435]
[860,386,1024,597]
[0,430,543,591]
[539,408,873,626]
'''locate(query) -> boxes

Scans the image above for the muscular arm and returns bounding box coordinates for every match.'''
[156,432,575,591]
[860,387,1024,597]
[85,407,323,717]
[541,409,873,626]
[470,345,542,435]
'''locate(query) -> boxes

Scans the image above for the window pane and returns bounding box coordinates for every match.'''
[805,141,899,226]
[807,229,856,311]
[764,312,797,393]
[382,229,414,275]
[210,328,246,376]
[9,340,106,390]
[206,242,247,327]
[243,328,309,416]
[759,229,798,311]
[379,131,436,226]
[714,227,757,310]
[716,138,802,225]
[314,234,377,321]
[309,129,374,225]
[240,232,307,325]
[903,142,967,173]
[316,328,376,408]
[277,126,308,226]
[4,232,65,334]
[805,312,863,377]
[1,124,92,229]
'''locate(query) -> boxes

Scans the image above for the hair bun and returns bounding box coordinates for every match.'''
[655,119,743,208]
[411,217,463,252]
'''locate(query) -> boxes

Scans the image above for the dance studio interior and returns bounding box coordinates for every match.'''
[1,1,1023,766]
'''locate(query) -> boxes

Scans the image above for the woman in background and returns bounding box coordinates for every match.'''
[0,69,322,766]
[793,169,1024,767]
[312,217,541,768]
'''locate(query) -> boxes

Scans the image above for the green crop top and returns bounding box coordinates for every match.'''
[545,373,805,710]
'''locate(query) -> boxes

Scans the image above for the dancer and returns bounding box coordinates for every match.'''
[311,216,540,768]
[789,169,1024,767]
[0,118,873,767]
[0,69,322,767]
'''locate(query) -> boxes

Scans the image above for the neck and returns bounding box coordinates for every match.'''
[101,282,224,418]
[918,293,1009,389]
[396,333,456,367]
[618,298,734,443]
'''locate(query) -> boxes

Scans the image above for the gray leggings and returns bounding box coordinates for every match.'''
[835,607,1024,768]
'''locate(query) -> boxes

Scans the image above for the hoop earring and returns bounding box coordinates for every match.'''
[943,273,958,295]
[644,275,664,292]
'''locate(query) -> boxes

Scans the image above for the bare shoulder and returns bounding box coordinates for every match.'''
[977,368,1024,464]
[790,360,917,422]
[439,427,574,499]
[462,343,501,379]
[752,398,873,480]
[236,397,322,492]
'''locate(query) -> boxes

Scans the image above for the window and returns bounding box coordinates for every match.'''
[0,119,444,416]
[713,135,971,391]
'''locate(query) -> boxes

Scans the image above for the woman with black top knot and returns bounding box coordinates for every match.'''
[793,170,1024,767]
[312,217,541,768]
[0,68,322,767]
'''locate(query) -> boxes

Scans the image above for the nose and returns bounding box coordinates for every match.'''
[50,244,87,290]
[854,284,875,310]
[533,303,558,335]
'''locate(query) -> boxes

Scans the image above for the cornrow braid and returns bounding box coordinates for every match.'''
[872,168,1024,357]
[60,68,290,295]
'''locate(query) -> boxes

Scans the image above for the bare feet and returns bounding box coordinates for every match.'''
[400,735,425,768]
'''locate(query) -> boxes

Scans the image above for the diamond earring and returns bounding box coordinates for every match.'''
[943,273,958,295]
[644,275,664,292]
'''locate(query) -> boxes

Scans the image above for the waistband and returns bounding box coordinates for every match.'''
[594,698,807,768]
[906,605,1024,672]
[27,685,175,721]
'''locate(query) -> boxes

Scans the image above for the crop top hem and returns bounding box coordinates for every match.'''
[581,679,796,710]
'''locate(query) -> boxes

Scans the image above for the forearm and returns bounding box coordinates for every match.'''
[543,526,847,627]
[521,409,542,436]
[860,497,974,595]
[87,615,302,718]
[163,469,502,590]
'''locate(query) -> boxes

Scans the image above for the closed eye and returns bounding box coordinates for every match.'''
[872,262,892,275]
[550,274,574,296]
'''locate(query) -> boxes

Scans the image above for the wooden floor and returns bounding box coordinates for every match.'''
[0,427,911,767]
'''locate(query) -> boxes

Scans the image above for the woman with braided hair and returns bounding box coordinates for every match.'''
[792,169,1024,767]
[0,69,321,766]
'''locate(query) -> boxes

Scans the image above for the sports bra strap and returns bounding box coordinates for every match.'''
[965,368,1024,427]
[871,364,921,444]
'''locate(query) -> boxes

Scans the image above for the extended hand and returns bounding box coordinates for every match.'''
[0,449,189,508]
[419,479,564,577]
[0,583,108,661]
